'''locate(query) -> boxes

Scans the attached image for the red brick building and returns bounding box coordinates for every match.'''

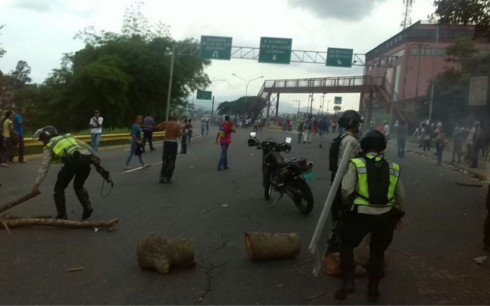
[362,20,490,125]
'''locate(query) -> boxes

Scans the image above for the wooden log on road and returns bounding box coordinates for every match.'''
[0,218,120,229]
[245,232,301,260]
[0,192,39,214]
[137,235,196,274]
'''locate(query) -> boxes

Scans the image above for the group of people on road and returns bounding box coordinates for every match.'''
[411,119,487,168]
[296,115,331,147]
[5,104,488,304]
[16,108,237,222]
[1,108,26,167]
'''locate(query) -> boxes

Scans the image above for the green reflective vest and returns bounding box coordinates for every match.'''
[45,134,82,161]
[350,156,400,207]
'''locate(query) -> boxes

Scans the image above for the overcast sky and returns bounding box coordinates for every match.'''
[0,0,436,114]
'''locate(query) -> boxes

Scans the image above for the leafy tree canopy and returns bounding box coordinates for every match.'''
[16,1,211,132]
[432,0,490,40]
[216,96,267,121]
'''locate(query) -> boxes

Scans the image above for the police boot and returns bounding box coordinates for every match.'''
[53,193,67,220]
[367,278,380,302]
[334,271,355,300]
[75,188,93,220]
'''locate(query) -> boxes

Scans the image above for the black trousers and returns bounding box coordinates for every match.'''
[160,141,178,180]
[54,155,91,198]
[180,134,187,154]
[142,130,154,150]
[339,212,396,280]
[484,185,490,246]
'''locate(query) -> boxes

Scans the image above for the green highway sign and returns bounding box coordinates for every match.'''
[200,35,232,60]
[258,37,292,64]
[334,96,342,104]
[196,90,212,100]
[326,48,354,67]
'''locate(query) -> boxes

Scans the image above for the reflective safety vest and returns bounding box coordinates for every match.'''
[45,134,82,162]
[350,156,400,207]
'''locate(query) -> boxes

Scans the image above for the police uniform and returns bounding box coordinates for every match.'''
[35,134,98,220]
[330,132,361,221]
[338,153,405,299]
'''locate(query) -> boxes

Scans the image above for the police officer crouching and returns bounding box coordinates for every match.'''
[335,130,406,302]
[30,126,101,220]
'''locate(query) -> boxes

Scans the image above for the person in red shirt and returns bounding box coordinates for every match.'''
[215,115,236,171]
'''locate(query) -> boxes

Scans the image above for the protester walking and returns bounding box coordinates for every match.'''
[451,123,464,163]
[124,115,150,170]
[318,116,329,148]
[155,111,182,183]
[89,110,103,152]
[216,115,236,171]
[297,119,304,144]
[303,115,313,143]
[142,114,156,152]
[180,118,189,154]
[1,111,18,167]
[423,122,432,152]
[13,107,26,163]
[434,125,448,165]
[396,120,408,157]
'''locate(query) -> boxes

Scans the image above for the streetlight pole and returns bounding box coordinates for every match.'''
[293,99,300,117]
[165,44,176,121]
[232,73,264,103]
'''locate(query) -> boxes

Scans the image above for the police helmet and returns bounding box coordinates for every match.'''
[34,126,58,141]
[338,110,363,129]
[360,129,387,153]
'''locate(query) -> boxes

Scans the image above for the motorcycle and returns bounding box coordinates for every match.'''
[248,132,315,214]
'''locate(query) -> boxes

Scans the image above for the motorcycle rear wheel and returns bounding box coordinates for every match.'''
[264,173,272,200]
[289,179,314,215]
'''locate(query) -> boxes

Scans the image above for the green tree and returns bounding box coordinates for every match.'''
[216,96,267,119]
[432,0,490,39]
[26,1,210,131]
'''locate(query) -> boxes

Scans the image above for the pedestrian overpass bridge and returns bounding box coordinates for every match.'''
[253,75,412,124]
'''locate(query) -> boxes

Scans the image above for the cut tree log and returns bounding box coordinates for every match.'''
[245,232,301,260]
[322,235,389,277]
[0,192,39,214]
[0,218,119,229]
[137,234,196,274]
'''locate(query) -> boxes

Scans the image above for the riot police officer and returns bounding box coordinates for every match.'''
[330,110,363,221]
[30,126,101,220]
[335,129,406,302]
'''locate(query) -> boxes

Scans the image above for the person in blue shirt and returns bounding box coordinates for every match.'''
[124,115,150,170]
[13,107,26,163]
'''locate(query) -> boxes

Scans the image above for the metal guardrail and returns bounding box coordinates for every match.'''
[24,132,166,147]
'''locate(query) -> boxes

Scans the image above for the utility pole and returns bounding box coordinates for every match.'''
[165,44,176,121]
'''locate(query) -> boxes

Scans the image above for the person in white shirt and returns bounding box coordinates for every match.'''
[89,110,103,152]
[382,121,390,141]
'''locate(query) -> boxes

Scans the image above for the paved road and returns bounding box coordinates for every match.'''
[0,127,489,305]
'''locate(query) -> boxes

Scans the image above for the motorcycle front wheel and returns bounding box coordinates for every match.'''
[289,179,314,215]
[264,173,272,200]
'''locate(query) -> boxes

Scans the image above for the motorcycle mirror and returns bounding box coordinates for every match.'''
[285,137,292,144]
[250,132,257,138]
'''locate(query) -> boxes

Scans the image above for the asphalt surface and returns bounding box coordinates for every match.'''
[0,127,489,305]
